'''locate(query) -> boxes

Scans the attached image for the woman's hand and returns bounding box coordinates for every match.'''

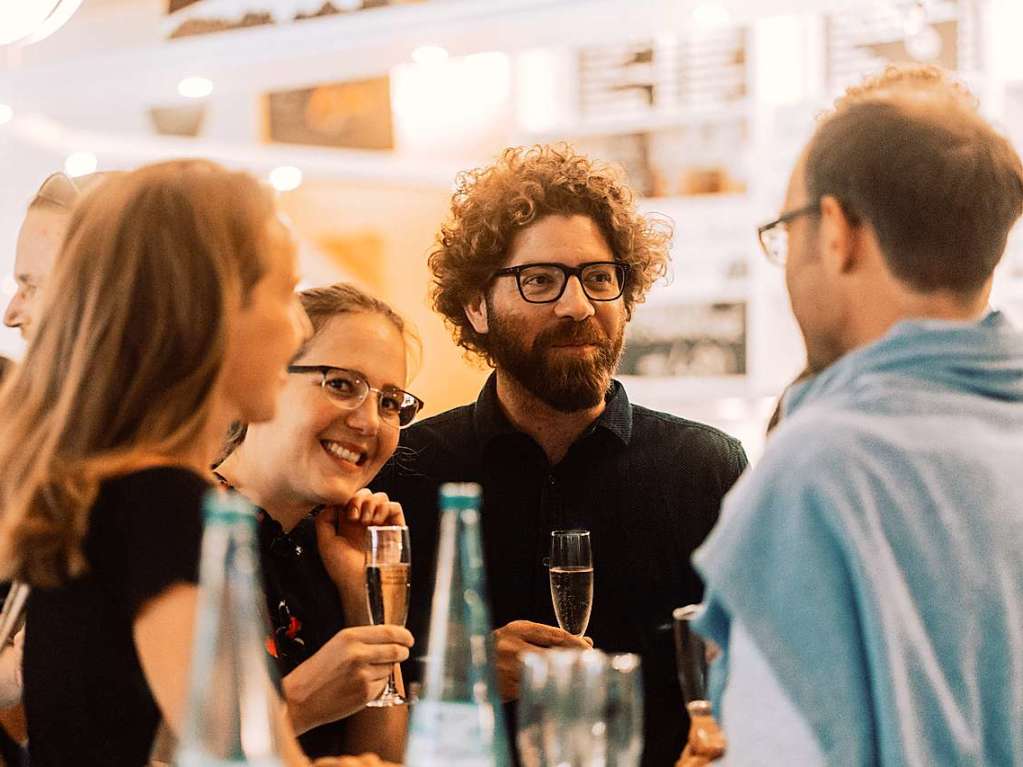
[315,490,406,593]
[283,624,413,735]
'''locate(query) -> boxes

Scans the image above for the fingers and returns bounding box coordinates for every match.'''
[357,642,411,667]
[342,624,415,647]
[314,505,343,537]
[345,490,406,527]
[498,620,581,647]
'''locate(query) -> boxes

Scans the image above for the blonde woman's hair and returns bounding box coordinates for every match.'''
[217,283,420,463]
[297,282,421,373]
[0,159,275,587]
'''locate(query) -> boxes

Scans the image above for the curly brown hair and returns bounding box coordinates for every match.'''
[428,143,672,364]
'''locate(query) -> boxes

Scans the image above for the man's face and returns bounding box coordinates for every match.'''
[784,154,847,373]
[481,214,627,412]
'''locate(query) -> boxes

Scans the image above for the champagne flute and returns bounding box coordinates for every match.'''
[549,530,593,637]
[673,605,726,762]
[364,525,410,707]
[672,604,708,707]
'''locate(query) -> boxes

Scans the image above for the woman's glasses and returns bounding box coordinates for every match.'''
[287,365,424,428]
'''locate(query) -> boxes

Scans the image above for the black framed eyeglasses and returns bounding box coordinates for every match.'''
[491,261,629,304]
[756,202,820,266]
[287,365,424,428]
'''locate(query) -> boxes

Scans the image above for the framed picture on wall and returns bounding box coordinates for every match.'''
[620,301,747,378]
[264,77,395,150]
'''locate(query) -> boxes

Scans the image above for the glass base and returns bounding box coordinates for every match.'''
[365,690,406,708]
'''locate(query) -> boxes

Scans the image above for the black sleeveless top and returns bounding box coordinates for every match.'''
[24,467,208,766]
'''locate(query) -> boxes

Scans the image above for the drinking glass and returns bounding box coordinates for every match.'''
[673,605,726,762]
[672,604,708,706]
[549,530,593,637]
[516,651,550,767]
[518,648,607,767]
[364,525,410,707]
[605,653,644,767]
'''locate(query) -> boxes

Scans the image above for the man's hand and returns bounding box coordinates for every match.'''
[492,620,592,702]
[315,490,406,611]
[675,710,726,767]
[283,624,414,734]
[312,754,401,767]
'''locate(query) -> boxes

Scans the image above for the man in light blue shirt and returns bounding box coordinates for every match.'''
[692,79,1023,765]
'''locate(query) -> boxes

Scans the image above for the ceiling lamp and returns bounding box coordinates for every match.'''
[178,76,215,99]
[0,0,85,47]
[269,166,303,192]
[64,151,98,178]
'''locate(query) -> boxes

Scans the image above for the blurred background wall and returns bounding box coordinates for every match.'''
[2,0,1022,460]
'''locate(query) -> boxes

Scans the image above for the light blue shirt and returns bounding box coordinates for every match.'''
[693,312,1023,766]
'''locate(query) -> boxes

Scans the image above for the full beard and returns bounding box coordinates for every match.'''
[487,310,625,413]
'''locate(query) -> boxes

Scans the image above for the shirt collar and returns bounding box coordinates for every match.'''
[472,372,633,449]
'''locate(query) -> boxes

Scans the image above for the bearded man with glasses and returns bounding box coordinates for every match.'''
[373,143,748,767]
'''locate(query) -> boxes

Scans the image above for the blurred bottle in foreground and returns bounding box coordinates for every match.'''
[405,483,512,767]
[175,491,291,767]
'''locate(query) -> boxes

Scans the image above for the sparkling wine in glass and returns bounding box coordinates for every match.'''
[549,529,593,637]
[365,525,410,707]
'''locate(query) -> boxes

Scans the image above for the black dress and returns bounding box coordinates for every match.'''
[23,466,208,767]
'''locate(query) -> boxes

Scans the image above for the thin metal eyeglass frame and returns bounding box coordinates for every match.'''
[491,261,630,304]
[756,202,820,266]
[286,365,424,428]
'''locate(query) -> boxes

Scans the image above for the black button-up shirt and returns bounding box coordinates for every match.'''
[373,375,747,766]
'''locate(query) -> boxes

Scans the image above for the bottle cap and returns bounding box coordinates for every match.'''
[202,489,258,525]
[439,482,482,510]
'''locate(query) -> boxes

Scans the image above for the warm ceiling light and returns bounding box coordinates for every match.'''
[0,0,83,46]
[412,45,449,66]
[269,166,303,192]
[64,151,97,178]
[0,105,12,125]
[178,76,214,99]
[23,0,84,44]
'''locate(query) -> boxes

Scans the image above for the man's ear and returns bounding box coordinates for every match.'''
[818,194,860,276]
[464,291,489,335]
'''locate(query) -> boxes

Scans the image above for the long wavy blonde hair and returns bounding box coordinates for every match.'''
[0,160,274,587]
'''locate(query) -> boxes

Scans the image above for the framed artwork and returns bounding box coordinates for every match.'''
[264,77,394,150]
[620,301,747,377]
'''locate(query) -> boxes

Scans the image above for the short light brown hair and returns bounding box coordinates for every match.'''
[833,63,977,111]
[429,143,672,364]
[297,283,420,370]
[805,87,1023,295]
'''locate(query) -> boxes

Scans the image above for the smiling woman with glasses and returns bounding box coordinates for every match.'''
[213,282,421,763]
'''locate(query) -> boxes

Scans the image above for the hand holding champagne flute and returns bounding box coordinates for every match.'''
[549,530,593,637]
[364,525,410,707]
